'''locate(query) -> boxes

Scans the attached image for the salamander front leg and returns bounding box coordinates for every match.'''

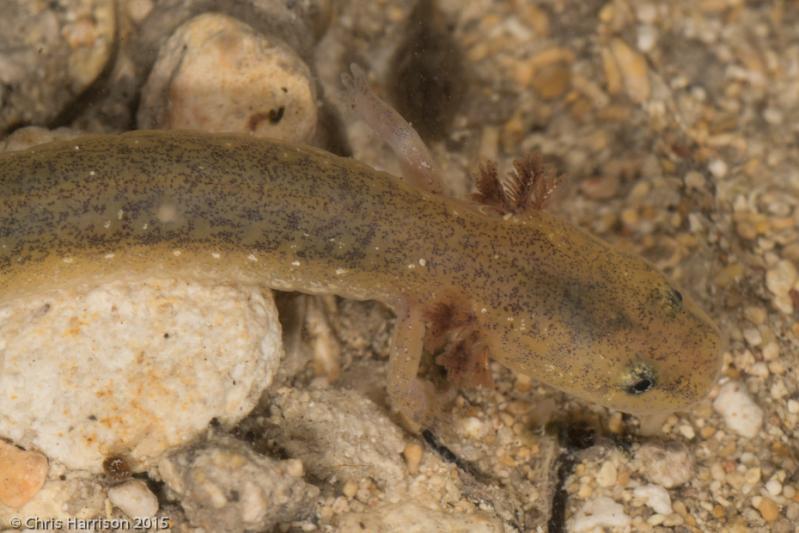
[387,300,437,432]
[341,64,443,195]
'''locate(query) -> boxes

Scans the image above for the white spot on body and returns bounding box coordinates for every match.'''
[156,204,179,224]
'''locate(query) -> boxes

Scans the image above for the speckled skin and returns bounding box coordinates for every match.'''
[0,130,720,416]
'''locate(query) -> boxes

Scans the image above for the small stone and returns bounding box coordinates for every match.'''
[597,461,618,487]
[763,342,780,361]
[744,306,767,325]
[108,479,159,519]
[766,478,783,497]
[684,171,706,191]
[708,159,728,178]
[581,174,620,199]
[607,38,650,102]
[342,480,358,499]
[788,399,799,414]
[743,327,762,346]
[766,260,797,298]
[637,25,657,52]
[403,443,423,475]
[570,496,631,532]
[634,442,694,488]
[633,484,672,515]
[531,62,571,99]
[770,379,788,400]
[677,424,695,440]
[755,496,780,522]
[713,381,763,438]
[0,440,49,508]
[459,416,486,439]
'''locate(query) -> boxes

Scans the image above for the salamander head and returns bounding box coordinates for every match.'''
[483,246,722,416]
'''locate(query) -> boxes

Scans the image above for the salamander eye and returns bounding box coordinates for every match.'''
[627,377,654,395]
[623,362,656,395]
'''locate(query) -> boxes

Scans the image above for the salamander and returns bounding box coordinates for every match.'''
[0,123,721,428]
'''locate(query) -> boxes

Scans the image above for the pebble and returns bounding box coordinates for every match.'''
[138,13,317,141]
[108,479,159,519]
[633,484,672,515]
[0,440,48,508]
[753,496,780,522]
[158,436,318,532]
[570,496,631,532]
[684,170,706,190]
[744,306,767,325]
[766,260,797,314]
[708,159,729,178]
[634,442,694,488]
[766,478,783,497]
[597,460,618,487]
[402,443,423,475]
[743,327,762,346]
[605,38,651,103]
[713,381,764,439]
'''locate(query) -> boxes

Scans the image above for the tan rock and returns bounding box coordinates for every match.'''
[0,440,48,509]
[604,38,651,103]
[138,13,317,142]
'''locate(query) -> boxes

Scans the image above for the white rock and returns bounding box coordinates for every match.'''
[708,159,728,178]
[634,484,672,515]
[108,479,159,518]
[713,381,763,438]
[634,442,694,488]
[766,478,783,497]
[766,259,797,304]
[570,496,631,532]
[0,279,282,472]
[157,436,318,533]
[269,388,407,489]
[597,460,618,487]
